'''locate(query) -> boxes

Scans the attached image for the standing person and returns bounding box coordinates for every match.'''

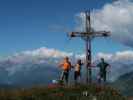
[74,59,83,85]
[59,56,71,85]
[97,58,110,83]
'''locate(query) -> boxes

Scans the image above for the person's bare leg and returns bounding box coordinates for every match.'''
[60,71,64,81]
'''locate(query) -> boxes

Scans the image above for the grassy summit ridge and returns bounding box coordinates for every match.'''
[0,84,127,100]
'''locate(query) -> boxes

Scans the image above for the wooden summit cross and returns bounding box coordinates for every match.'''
[68,10,110,84]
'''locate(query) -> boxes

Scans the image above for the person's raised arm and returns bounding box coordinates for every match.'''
[91,62,97,67]
[69,61,74,69]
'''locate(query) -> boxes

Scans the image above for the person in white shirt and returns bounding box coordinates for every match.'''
[74,59,83,85]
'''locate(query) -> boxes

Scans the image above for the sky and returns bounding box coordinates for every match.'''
[0,0,133,84]
[0,0,132,57]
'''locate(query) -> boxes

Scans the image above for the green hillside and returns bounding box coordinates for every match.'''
[0,84,127,100]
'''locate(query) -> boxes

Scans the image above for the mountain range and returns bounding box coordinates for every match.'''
[112,71,133,96]
[0,47,133,96]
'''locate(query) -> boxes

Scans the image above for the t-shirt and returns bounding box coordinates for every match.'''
[75,64,81,72]
[97,62,109,73]
[63,61,71,71]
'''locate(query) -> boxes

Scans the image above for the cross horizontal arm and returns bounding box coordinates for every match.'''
[68,32,82,37]
[93,31,111,37]
[69,31,110,38]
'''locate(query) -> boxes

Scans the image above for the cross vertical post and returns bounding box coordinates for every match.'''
[85,11,92,83]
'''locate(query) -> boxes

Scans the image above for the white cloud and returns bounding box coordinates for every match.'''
[0,47,74,77]
[76,0,133,47]
[0,47,133,84]
[4,47,73,64]
[96,50,133,62]
[20,47,73,58]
